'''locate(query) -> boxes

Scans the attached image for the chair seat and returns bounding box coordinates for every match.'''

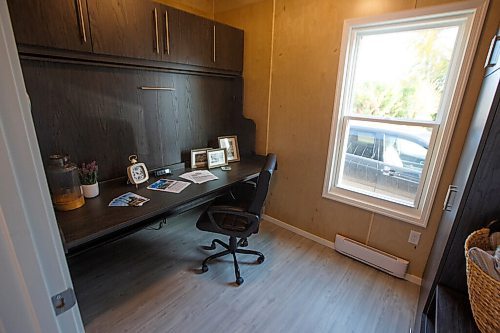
[196,210,251,234]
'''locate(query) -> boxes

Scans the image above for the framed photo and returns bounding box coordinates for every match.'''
[207,148,228,169]
[218,135,240,162]
[191,148,209,169]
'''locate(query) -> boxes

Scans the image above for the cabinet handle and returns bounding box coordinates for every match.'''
[443,185,458,212]
[213,25,216,63]
[165,11,170,55]
[76,0,87,43]
[484,35,500,68]
[154,8,159,54]
[139,86,175,91]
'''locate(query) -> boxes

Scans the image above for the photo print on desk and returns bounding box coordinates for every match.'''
[218,135,240,162]
[191,148,209,169]
[207,148,228,169]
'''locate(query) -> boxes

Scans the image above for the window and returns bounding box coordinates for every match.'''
[323,1,488,226]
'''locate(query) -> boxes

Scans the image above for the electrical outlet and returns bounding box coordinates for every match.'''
[408,230,421,245]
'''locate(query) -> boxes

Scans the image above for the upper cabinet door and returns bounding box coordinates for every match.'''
[160,6,213,68]
[7,0,92,52]
[87,0,162,61]
[214,22,243,72]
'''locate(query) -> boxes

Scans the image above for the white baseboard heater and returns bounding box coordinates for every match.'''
[335,234,409,278]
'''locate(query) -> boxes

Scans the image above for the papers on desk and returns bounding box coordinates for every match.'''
[179,170,218,184]
[109,192,150,207]
[147,179,190,193]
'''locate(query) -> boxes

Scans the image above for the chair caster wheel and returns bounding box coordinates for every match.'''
[240,239,248,247]
[257,256,265,264]
[201,265,208,273]
[236,277,244,285]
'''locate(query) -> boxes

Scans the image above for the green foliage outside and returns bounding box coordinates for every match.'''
[352,29,453,121]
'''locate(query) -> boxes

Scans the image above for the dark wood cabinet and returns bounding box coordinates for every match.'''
[87,0,162,61]
[157,72,179,165]
[163,7,213,68]
[158,5,179,64]
[21,59,253,181]
[8,0,244,73]
[11,0,247,181]
[160,8,243,72]
[21,60,164,179]
[214,22,244,72]
[7,0,91,52]
[415,31,500,333]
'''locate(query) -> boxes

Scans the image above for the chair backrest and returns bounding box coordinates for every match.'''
[248,153,277,215]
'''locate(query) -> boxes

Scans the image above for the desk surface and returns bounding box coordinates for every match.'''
[57,156,265,252]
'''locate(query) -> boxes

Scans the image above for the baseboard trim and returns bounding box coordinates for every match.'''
[404,274,422,286]
[262,214,422,286]
[263,214,335,249]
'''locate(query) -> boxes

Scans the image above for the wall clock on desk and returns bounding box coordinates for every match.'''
[127,155,149,188]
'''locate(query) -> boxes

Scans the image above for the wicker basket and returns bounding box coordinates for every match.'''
[465,228,500,333]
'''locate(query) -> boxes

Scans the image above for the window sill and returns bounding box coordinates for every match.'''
[322,188,428,227]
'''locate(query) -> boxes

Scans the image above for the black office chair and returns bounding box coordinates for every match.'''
[196,153,277,285]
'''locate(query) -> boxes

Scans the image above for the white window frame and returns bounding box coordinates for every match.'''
[323,0,488,227]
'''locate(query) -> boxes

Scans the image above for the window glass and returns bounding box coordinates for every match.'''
[350,27,459,121]
[338,120,431,206]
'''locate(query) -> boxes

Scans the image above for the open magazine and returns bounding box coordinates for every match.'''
[147,179,190,193]
[179,170,218,184]
[108,192,150,207]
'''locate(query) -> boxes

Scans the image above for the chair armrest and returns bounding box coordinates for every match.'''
[208,205,245,213]
[243,180,257,188]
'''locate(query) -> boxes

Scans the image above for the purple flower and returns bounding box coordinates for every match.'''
[79,160,98,185]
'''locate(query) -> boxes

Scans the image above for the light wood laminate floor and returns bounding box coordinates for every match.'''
[69,209,419,333]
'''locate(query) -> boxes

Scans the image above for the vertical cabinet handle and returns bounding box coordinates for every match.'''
[213,24,216,63]
[76,0,87,43]
[443,185,458,212]
[154,8,159,54]
[165,11,170,55]
[484,35,500,68]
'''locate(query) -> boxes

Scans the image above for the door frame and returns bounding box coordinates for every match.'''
[0,1,84,331]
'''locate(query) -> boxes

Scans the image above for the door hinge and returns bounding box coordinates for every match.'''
[51,288,76,316]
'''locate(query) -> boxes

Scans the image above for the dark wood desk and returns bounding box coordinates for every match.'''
[57,156,265,254]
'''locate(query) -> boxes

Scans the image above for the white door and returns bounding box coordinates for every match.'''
[0,0,84,331]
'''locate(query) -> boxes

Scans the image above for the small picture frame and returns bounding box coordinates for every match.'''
[191,148,209,169]
[218,135,240,162]
[207,148,228,169]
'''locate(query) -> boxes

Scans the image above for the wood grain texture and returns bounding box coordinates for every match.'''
[7,0,92,52]
[9,0,244,73]
[21,59,255,181]
[439,75,500,293]
[87,0,162,61]
[214,0,274,155]
[56,157,265,251]
[262,0,500,282]
[215,22,244,72]
[169,7,213,67]
[435,285,479,333]
[69,210,419,333]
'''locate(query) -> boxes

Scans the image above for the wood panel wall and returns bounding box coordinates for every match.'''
[219,0,500,279]
[21,59,255,181]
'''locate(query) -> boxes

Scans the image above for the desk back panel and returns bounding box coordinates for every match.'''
[21,59,255,181]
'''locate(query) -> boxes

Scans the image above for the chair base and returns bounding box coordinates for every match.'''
[200,236,264,285]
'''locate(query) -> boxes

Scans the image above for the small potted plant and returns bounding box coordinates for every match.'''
[79,161,99,198]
